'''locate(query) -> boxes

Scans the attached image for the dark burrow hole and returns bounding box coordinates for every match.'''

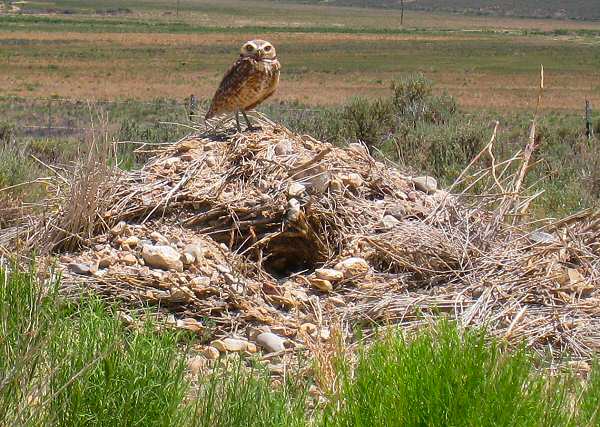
[260,233,323,279]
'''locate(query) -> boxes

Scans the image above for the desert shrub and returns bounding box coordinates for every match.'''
[391,73,457,126]
[0,122,15,144]
[341,97,395,148]
[0,139,42,190]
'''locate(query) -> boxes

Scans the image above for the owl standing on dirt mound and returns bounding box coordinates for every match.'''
[205,39,280,132]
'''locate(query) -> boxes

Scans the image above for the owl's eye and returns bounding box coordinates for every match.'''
[245,45,254,52]
[264,45,272,52]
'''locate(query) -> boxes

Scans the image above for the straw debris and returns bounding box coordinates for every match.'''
[2,116,600,363]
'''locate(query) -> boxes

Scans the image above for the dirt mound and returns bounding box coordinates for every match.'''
[5,120,600,362]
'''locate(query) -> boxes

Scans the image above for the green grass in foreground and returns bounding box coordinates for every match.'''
[2,264,600,426]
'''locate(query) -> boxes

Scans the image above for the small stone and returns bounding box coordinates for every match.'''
[123,236,140,248]
[290,288,309,302]
[141,244,183,272]
[380,214,401,229]
[274,139,292,156]
[168,286,193,303]
[110,221,127,236]
[216,264,231,274]
[190,276,210,287]
[98,254,116,269]
[310,278,333,293]
[341,172,363,189]
[181,253,195,265]
[385,205,407,219]
[164,157,180,167]
[413,176,438,194]
[529,231,558,245]
[334,257,369,278]
[205,155,217,167]
[246,342,258,353]
[327,296,346,306]
[68,262,98,276]
[286,198,301,222]
[288,182,306,198]
[202,346,220,360]
[256,332,286,353]
[187,356,206,376]
[121,253,138,266]
[149,231,169,245]
[212,338,249,353]
[315,268,344,282]
[183,243,203,263]
[177,317,203,332]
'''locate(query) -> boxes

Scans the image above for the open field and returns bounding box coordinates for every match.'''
[1,20,600,110]
[279,0,600,21]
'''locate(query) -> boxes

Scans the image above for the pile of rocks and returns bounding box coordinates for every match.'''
[39,121,600,364]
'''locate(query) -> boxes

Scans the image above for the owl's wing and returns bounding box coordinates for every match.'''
[206,57,256,118]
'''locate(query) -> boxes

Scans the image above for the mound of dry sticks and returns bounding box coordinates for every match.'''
[3,116,600,363]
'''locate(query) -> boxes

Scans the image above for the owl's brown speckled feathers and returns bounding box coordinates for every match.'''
[206,39,280,131]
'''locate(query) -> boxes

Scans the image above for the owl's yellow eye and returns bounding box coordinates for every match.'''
[245,45,253,52]
[264,45,272,52]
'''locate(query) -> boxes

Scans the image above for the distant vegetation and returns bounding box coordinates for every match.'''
[281,0,600,21]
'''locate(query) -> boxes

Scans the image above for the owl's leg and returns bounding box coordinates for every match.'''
[242,111,259,131]
[235,111,242,132]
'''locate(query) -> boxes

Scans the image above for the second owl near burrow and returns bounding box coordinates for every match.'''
[205,39,280,132]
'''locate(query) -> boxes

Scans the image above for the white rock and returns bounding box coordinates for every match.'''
[256,332,286,353]
[413,176,438,193]
[181,253,195,265]
[315,268,344,282]
[190,276,210,287]
[341,172,363,189]
[202,346,220,360]
[123,236,140,248]
[141,244,183,272]
[121,253,138,266]
[149,231,169,245]
[274,139,293,156]
[168,286,193,303]
[334,257,369,278]
[68,262,98,276]
[183,243,203,263]
[98,254,117,269]
[380,215,401,229]
[529,231,558,244]
[288,182,306,198]
[110,221,127,236]
[310,278,333,293]
[212,338,249,353]
[187,356,206,376]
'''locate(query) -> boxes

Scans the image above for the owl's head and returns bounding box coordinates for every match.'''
[240,39,277,60]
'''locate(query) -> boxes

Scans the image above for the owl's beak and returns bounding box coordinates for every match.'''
[256,49,265,58]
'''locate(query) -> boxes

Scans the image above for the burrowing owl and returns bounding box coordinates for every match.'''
[205,39,280,131]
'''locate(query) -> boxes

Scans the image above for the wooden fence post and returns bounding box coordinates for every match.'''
[401,0,404,26]
[47,98,52,132]
[586,100,594,140]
